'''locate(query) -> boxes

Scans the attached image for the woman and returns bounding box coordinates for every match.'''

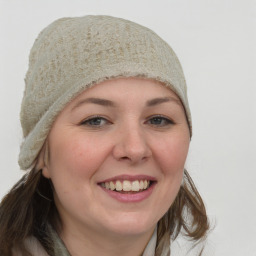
[0,15,209,256]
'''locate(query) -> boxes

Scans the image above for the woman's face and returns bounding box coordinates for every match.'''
[42,78,190,238]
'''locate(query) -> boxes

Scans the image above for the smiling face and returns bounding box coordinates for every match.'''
[41,77,190,240]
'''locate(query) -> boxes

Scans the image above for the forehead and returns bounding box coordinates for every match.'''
[70,77,181,105]
[51,76,189,134]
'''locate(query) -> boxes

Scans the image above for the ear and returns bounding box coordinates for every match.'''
[36,142,51,179]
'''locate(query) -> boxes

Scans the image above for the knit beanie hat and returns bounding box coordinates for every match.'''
[19,15,192,170]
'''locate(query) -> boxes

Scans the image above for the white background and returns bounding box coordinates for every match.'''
[0,0,255,255]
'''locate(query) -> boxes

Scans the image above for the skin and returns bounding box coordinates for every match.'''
[39,77,190,256]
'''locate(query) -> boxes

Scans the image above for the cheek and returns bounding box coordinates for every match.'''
[49,131,108,180]
[156,135,190,176]
[148,135,190,220]
[47,132,111,215]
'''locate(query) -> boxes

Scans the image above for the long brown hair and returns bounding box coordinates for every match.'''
[0,168,209,256]
[156,169,209,255]
[0,169,57,256]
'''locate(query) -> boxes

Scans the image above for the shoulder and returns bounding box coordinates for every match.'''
[170,235,215,256]
[12,236,49,256]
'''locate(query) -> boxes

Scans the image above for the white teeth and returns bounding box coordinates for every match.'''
[139,180,144,190]
[132,180,140,191]
[116,180,122,191]
[110,181,115,191]
[123,180,132,191]
[144,180,148,189]
[101,180,151,192]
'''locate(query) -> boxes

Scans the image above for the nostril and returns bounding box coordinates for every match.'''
[120,156,130,160]
[112,134,152,163]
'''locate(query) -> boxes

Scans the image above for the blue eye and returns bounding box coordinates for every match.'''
[81,116,109,127]
[148,116,174,126]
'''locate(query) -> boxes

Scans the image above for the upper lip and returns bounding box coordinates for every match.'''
[98,175,157,183]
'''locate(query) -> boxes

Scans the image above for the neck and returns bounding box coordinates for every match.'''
[60,222,156,256]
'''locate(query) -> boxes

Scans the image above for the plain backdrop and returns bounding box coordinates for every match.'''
[0,0,255,255]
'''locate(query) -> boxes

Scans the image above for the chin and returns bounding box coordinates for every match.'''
[102,212,157,236]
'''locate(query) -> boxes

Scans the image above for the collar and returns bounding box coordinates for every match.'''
[49,225,158,256]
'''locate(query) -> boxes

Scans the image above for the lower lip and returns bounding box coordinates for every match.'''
[99,183,156,203]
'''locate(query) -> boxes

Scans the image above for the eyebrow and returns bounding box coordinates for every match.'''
[71,97,116,111]
[146,97,182,107]
[71,96,181,111]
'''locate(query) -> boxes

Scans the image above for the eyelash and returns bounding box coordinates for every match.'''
[80,115,174,127]
[146,115,175,127]
[80,115,110,127]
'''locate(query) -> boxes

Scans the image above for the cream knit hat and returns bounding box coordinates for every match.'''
[19,15,192,170]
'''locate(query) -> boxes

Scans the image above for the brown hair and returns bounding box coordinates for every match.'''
[0,168,209,256]
[156,169,209,255]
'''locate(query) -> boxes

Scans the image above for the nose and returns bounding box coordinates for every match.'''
[112,124,152,164]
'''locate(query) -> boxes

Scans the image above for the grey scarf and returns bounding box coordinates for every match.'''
[49,225,158,256]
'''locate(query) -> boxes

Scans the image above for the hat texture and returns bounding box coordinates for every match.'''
[19,15,192,170]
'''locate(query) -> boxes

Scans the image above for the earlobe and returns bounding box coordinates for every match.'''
[35,142,51,178]
[42,166,51,179]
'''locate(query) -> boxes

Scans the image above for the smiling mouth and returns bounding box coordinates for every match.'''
[99,180,155,194]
